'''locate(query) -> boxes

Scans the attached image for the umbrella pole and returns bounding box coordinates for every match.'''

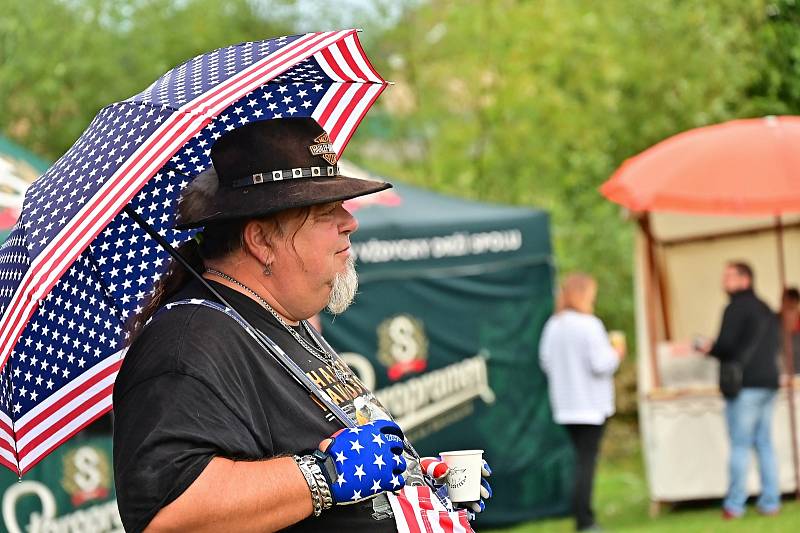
[123,206,235,309]
[776,215,800,499]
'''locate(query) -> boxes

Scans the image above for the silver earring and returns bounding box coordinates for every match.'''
[263,262,272,276]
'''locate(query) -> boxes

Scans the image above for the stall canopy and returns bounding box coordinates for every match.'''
[322,163,571,526]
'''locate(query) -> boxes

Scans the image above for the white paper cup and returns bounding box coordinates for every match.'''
[439,449,484,502]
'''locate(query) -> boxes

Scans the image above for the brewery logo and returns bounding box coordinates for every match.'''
[377,314,428,381]
[61,446,112,506]
[447,466,468,489]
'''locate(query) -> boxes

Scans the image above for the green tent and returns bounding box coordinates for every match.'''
[322,173,572,526]
[0,154,571,528]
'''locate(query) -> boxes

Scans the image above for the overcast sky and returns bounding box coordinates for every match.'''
[255,0,419,33]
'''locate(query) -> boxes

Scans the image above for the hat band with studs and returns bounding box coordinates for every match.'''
[231,165,340,188]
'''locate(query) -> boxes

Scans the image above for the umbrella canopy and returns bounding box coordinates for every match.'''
[0,29,387,475]
[601,116,800,215]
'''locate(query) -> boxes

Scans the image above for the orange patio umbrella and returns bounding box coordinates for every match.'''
[602,115,800,214]
[602,115,800,499]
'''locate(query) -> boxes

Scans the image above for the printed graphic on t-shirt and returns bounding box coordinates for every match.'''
[304,357,428,490]
[305,358,392,425]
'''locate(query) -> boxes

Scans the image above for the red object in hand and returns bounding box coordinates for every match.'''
[419,457,449,482]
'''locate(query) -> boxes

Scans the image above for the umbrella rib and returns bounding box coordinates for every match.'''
[83,247,127,331]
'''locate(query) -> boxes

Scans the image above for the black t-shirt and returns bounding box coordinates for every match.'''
[113,279,398,532]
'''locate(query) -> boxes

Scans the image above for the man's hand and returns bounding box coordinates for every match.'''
[420,457,493,515]
[693,335,713,355]
[317,420,407,504]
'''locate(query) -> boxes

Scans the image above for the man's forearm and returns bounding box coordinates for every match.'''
[145,456,313,533]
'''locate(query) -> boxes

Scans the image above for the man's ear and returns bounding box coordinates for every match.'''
[242,219,276,266]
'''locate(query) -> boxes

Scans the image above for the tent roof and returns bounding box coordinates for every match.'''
[349,180,547,232]
[341,160,548,236]
[0,136,50,175]
[340,163,552,278]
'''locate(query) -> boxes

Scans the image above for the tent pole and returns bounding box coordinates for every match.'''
[639,214,662,390]
[640,215,672,340]
[776,215,800,499]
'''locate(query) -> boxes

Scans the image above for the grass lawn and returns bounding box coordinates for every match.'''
[484,419,800,532]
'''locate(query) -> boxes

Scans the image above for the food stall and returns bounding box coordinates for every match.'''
[601,116,800,512]
[633,212,800,512]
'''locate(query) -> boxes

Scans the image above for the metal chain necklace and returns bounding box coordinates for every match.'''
[204,268,354,385]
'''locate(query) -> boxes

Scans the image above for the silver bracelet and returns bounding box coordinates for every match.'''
[309,461,334,510]
[293,455,332,516]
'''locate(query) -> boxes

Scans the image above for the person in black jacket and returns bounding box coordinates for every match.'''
[700,261,781,519]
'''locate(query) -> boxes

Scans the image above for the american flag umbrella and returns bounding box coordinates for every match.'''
[0,29,388,475]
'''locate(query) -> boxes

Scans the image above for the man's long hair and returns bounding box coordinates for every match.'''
[126,167,295,342]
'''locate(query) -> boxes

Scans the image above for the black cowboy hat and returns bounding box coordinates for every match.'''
[175,117,391,229]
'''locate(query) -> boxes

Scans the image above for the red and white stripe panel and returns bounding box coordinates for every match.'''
[0,29,375,381]
[315,33,384,83]
[313,32,387,154]
[388,486,474,533]
[0,354,123,475]
[14,352,123,474]
[0,411,19,473]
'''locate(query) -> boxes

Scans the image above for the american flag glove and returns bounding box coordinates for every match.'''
[420,457,493,516]
[316,420,407,504]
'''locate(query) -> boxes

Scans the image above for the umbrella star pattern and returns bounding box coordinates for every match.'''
[0,30,387,475]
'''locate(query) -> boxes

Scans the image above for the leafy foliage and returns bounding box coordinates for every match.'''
[744,0,800,114]
[347,0,771,371]
[2,1,799,418]
[0,0,296,159]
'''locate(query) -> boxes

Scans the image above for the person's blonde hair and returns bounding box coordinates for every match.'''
[557,272,597,314]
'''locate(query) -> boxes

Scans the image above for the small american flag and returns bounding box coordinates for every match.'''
[0,29,387,475]
[388,486,475,533]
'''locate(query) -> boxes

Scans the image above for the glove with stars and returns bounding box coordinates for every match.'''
[315,419,407,505]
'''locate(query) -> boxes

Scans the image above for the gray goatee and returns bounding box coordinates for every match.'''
[327,256,358,315]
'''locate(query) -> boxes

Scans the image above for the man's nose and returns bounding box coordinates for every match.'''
[338,205,359,234]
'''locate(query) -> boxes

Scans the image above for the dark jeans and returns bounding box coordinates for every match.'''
[564,423,606,531]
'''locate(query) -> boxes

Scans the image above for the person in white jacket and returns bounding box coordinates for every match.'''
[539,273,625,532]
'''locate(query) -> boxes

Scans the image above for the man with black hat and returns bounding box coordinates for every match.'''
[112,118,488,532]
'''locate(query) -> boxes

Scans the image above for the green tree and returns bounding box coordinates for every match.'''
[348,0,765,357]
[744,0,800,114]
[0,0,296,159]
